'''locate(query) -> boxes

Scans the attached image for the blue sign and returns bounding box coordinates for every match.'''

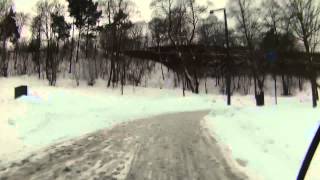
[266,51,278,63]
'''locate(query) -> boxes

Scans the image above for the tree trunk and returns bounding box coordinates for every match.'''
[182,75,186,97]
[226,71,231,105]
[75,28,81,63]
[14,44,18,71]
[281,75,290,96]
[107,61,113,87]
[299,76,303,91]
[205,78,208,94]
[254,76,265,106]
[69,22,75,73]
[2,38,7,77]
[45,40,50,82]
[193,72,199,94]
[274,75,277,105]
[311,76,317,107]
[37,24,41,79]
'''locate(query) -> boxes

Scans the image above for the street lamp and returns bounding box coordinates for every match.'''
[210,8,231,105]
[209,8,230,51]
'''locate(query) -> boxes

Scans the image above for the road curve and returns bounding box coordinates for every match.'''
[0,111,248,180]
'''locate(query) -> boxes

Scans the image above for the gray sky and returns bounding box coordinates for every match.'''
[13,0,227,38]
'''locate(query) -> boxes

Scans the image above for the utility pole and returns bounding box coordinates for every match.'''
[210,8,231,105]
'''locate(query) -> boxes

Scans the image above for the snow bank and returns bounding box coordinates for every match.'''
[205,95,320,180]
[15,91,212,146]
[0,78,29,162]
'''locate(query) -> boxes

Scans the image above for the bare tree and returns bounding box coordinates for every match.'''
[289,0,320,107]
[229,0,266,106]
[151,0,206,95]
[32,0,69,86]
[0,4,20,77]
[149,17,167,80]
[129,22,143,50]
[30,14,43,79]
[262,0,283,35]
[198,15,225,47]
[99,0,133,88]
[14,12,29,72]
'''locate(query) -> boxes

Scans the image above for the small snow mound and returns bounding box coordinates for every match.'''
[18,95,43,104]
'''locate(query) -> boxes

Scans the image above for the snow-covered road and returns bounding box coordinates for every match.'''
[0,111,249,180]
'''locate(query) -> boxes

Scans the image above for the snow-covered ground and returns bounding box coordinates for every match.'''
[1,75,319,180]
[0,76,213,163]
[205,95,320,180]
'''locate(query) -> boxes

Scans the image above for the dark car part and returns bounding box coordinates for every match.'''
[297,124,320,180]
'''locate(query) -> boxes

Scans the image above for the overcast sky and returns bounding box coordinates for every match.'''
[13,0,227,38]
